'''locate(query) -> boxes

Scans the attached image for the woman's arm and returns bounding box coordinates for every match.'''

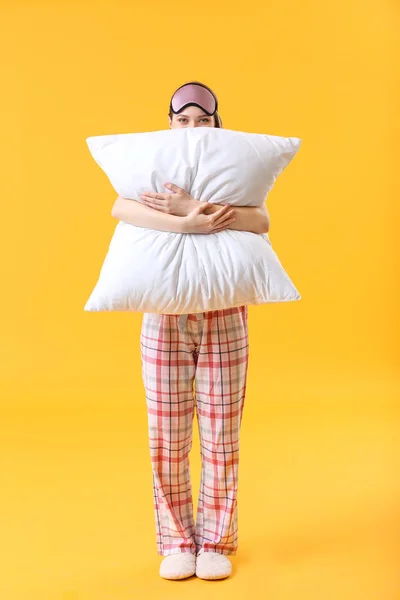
[138,184,270,234]
[202,202,270,234]
[111,196,185,232]
[111,196,236,235]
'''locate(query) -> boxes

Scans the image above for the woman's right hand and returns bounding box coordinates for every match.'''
[181,202,236,234]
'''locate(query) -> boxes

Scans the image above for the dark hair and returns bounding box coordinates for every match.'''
[168,80,223,128]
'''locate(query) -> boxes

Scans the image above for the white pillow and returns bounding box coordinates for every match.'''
[84,127,302,313]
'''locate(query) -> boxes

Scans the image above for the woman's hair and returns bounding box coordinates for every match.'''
[168,80,223,128]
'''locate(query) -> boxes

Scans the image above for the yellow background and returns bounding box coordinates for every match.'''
[1,0,399,598]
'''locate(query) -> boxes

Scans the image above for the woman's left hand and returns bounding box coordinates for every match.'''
[140,183,198,217]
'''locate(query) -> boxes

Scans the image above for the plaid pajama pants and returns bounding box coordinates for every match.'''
[140,305,249,557]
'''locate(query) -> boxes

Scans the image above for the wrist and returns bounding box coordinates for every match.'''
[186,197,200,215]
[180,216,190,234]
[191,198,220,216]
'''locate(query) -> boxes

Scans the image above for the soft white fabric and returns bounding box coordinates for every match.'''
[196,551,232,580]
[159,553,196,580]
[84,127,302,314]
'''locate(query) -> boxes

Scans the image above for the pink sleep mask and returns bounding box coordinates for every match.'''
[170,83,218,116]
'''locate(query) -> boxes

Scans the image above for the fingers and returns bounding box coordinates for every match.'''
[211,210,235,230]
[204,203,229,220]
[214,216,236,230]
[215,204,230,213]
[210,221,234,233]
[140,194,167,207]
[140,192,169,203]
[164,182,182,193]
[195,201,212,213]
[212,204,232,220]
[212,206,235,226]
[141,201,164,211]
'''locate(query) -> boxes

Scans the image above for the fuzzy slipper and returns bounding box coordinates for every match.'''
[195,551,232,580]
[159,552,196,580]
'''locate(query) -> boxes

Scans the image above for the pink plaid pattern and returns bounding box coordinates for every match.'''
[140,306,249,557]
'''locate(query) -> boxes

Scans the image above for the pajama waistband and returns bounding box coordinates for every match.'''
[178,313,189,333]
[163,306,247,334]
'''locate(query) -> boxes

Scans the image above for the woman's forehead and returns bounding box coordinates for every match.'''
[176,106,208,117]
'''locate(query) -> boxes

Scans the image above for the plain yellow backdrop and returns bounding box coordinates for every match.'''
[1,1,399,599]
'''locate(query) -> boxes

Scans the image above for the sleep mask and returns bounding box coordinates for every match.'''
[170,83,218,116]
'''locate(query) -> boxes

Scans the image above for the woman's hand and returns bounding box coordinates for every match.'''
[140,182,198,217]
[181,202,236,234]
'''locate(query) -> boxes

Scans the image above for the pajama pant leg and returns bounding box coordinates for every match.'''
[194,306,249,556]
[140,312,200,556]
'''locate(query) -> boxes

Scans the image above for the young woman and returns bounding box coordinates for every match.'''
[111,81,270,581]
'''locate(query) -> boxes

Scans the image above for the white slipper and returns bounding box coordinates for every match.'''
[195,551,232,580]
[159,552,196,580]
